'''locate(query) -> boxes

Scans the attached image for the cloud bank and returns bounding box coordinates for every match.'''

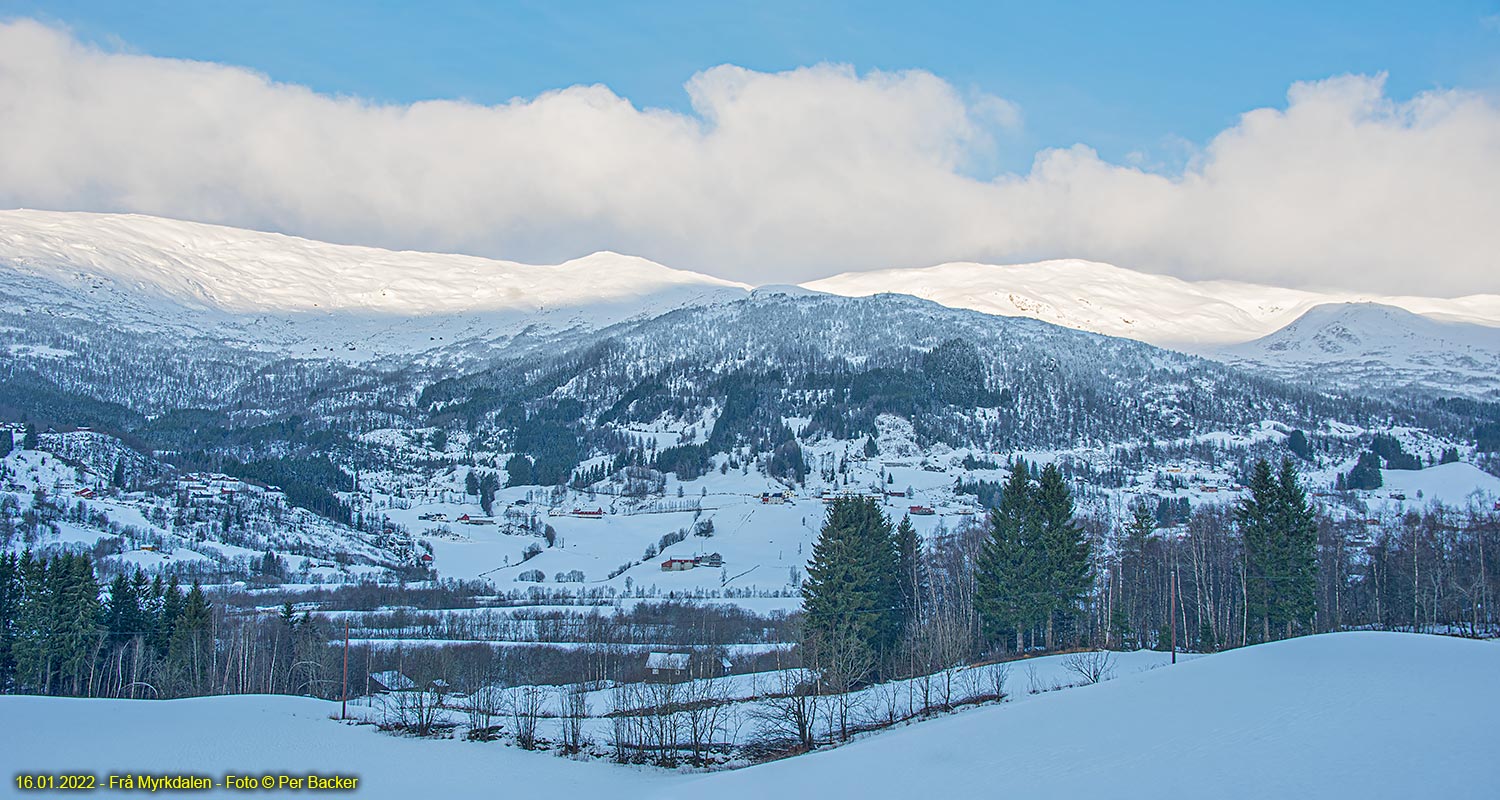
[1,19,1496,295]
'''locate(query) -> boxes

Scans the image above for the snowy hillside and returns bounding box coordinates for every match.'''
[1220,303,1500,398]
[0,209,749,359]
[2,633,1493,798]
[681,633,1498,800]
[803,258,1500,349]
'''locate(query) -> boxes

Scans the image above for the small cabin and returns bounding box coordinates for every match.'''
[661,558,697,572]
[908,505,935,516]
[645,652,690,681]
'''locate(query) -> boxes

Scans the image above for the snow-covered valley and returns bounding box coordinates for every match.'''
[3,633,1494,799]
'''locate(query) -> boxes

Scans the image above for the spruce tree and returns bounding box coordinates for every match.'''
[976,460,1041,651]
[14,552,57,692]
[1238,459,1278,643]
[0,551,18,690]
[22,423,38,450]
[893,515,928,632]
[1273,458,1318,637]
[154,576,184,659]
[55,554,102,695]
[169,582,212,696]
[801,497,900,676]
[1115,502,1154,649]
[1033,464,1090,649]
[0,429,12,458]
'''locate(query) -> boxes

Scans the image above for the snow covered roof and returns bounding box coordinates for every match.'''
[368,670,416,691]
[645,652,690,671]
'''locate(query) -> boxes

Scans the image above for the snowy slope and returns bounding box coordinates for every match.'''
[2,633,1493,798]
[1219,303,1500,397]
[676,633,1498,800]
[803,258,1500,349]
[0,209,749,358]
[1370,462,1500,510]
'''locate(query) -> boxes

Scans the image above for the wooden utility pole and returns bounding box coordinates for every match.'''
[1170,569,1177,665]
[341,617,350,720]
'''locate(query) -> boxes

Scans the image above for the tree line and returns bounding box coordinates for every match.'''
[797,455,1493,726]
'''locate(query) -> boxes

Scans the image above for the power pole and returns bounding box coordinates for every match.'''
[1170,569,1177,665]
[341,617,350,720]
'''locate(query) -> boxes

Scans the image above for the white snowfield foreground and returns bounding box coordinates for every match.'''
[1,632,1494,799]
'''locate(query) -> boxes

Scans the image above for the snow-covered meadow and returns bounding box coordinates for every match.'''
[3,633,1493,798]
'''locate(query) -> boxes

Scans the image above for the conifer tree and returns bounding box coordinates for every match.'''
[14,552,55,692]
[1239,459,1278,643]
[976,460,1041,650]
[0,551,19,690]
[894,515,928,631]
[22,422,37,450]
[153,576,184,658]
[1033,464,1090,648]
[169,582,213,696]
[1114,502,1155,648]
[1273,458,1318,637]
[801,497,900,676]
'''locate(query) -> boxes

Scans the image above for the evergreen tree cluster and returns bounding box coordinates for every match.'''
[0,552,212,697]
[801,498,903,680]
[1238,459,1318,642]
[1342,452,1384,490]
[1369,433,1421,471]
[974,460,1092,651]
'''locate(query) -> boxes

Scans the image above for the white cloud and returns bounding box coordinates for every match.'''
[1,19,1497,295]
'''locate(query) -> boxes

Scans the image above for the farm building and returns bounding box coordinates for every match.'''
[661,558,697,571]
[645,652,690,680]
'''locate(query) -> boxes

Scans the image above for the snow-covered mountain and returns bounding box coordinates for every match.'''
[802,258,1500,350]
[0,209,749,359]
[1220,303,1500,398]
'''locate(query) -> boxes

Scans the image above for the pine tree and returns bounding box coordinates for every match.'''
[801,497,900,677]
[893,515,928,632]
[153,576,184,659]
[1273,458,1318,637]
[55,554,102,696]
[1114,502,1154,649]
[0,551,19,691]
[22,423,38,450]
[14,552,56,692]
[168,582,213,696]
[1033,464,1090,649]
[976,460,1041,651]
[0,429,12,458]
[1238,459,1278,643]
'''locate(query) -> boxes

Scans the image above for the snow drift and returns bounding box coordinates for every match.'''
[1,632,1494,799]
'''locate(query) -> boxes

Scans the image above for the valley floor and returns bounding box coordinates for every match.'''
[3,632,1495,799]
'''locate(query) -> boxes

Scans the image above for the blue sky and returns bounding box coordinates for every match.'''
[9,0,1500,174]
[1,4,1498,293]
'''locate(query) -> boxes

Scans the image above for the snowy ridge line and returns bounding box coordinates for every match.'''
[803,258,1500,349]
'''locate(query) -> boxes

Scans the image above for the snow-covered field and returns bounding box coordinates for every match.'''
[3,633,1494,798]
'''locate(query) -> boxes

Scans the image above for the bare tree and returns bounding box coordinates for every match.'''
[1061,650,1116,685]
[678,676,733,766]
[558,683,589,753]
[378,684,447,736]
[507,684,547,750]
[747,668,824,754]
